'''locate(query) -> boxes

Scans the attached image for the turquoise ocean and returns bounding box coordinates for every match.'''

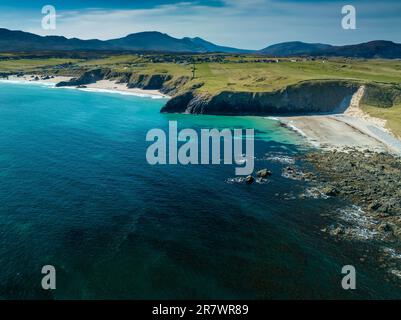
[0,81,399,299]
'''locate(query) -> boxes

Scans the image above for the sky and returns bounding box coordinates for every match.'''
[0,0,400,49]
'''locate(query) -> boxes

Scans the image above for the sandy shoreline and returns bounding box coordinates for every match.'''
[278,114,401,155]
[275,86,401,155]
[1,74,170,99]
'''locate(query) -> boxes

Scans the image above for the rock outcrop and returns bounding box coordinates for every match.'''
[304,150,401,239]
[256,169,272,178]
[56,69,109,87]
[55,68,185,95]
[127,74,172,90]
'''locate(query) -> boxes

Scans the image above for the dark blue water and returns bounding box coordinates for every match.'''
[0,82,399,299]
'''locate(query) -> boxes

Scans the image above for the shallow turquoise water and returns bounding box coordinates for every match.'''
[0,82,399,299]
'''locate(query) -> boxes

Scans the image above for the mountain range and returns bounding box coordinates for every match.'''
[259,40,401,59]
[1,28,401,58]
[0,28,250,53]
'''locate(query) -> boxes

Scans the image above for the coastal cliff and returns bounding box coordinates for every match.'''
[56,69,108,87]
[54,68,401,117]
[55,68,190,96]
[161,80,360,115]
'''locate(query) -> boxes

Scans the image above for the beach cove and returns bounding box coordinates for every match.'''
[0,81,400,299]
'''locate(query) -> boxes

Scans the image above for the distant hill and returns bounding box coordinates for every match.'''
[1,28,401,58]
[259,41,333,56]
[0,28,250,53]
[184,37,253,54]
[0,28,109,51]
[321,41,401,59]
[259,40,401,58]
[106,32,204,52]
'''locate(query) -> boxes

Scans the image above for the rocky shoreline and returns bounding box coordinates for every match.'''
[298,149,401,242]
[269,148,401,282]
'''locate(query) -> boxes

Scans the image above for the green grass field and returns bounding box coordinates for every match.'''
[2,54,401,93]
[0,58,82,72]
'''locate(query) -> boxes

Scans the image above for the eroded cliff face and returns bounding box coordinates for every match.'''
[126,74,172,90]
[56,69,108,87]
[56,69,384,117]
[161,80,360,115]
[55,68,189,96]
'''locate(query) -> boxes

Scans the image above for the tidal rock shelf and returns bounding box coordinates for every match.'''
[303,149,401,242]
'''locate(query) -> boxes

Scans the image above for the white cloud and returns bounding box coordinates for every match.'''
[1,1,400,49]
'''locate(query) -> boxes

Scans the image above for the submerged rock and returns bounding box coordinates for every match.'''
[331,227,344,236]
[245,175,255,185]
[322,186,339,197]
[256,169,272,178]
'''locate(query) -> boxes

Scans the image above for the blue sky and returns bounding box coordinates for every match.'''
[0,0,400,49]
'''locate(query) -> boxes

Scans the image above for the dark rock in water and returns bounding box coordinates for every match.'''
[256,169,272,178]
[368,201,382,211]
[322,186,339,197]
[245,175,255,185]
[378,222,393,233]
[77,85,87,88]
[303,172,316,181]
[282,166,314,181]
[331,227,344,236]
[34,76,39,81]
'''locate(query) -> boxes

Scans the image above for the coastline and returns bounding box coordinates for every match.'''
[276,114,400,154]
[274,87,401,155]
[1,74,170,99]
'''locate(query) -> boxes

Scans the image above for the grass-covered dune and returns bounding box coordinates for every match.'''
[1,52,401,134]
[361,83,401,137]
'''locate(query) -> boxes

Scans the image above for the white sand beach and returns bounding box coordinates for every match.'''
[2,74,169,98]
[5,74,72,84]
[277,86,401,155]
[83,80,170,98]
